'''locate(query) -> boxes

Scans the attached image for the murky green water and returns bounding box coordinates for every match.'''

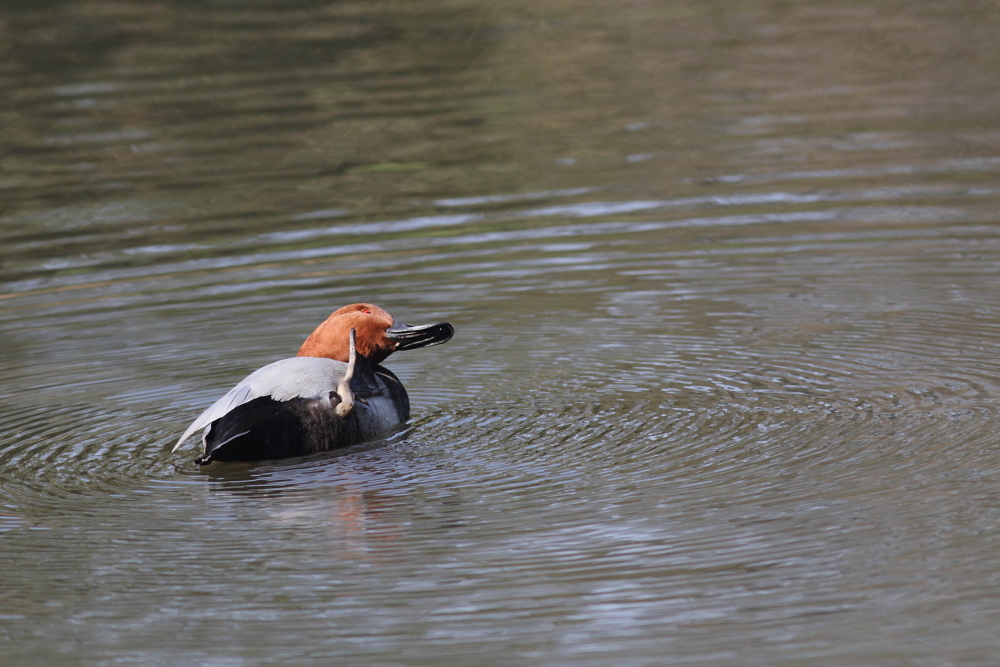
[4,1,1000,664]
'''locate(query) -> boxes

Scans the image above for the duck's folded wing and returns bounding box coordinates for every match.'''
[172,357,349,452]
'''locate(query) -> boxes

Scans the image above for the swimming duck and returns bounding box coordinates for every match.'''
[172,303,454,465]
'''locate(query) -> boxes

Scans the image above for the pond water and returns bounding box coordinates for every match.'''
[3,0,1000,664]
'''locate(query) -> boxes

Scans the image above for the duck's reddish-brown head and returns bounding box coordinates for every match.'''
[296,303,454,365]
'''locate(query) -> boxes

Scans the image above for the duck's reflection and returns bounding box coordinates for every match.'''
[196,441,428,560]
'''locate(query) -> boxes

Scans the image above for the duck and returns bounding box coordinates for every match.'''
[172,303,454,465]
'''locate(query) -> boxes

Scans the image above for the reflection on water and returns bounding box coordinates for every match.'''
[3,0,1000,664]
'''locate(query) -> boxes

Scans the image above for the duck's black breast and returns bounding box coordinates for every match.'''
[373,365,409,420]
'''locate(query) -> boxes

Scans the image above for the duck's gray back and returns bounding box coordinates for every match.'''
[174,357,348,450]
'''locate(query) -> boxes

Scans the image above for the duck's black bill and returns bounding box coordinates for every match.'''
[386,321,454,350]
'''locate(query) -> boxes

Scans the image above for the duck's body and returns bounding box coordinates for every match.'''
[173,303,453,465]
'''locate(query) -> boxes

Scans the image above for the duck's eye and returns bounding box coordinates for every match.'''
[361,308,372,314]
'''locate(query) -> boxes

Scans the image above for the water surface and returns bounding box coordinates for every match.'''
[3,1,1000,664]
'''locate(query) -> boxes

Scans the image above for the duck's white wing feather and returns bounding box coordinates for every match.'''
[172,357,349,452]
